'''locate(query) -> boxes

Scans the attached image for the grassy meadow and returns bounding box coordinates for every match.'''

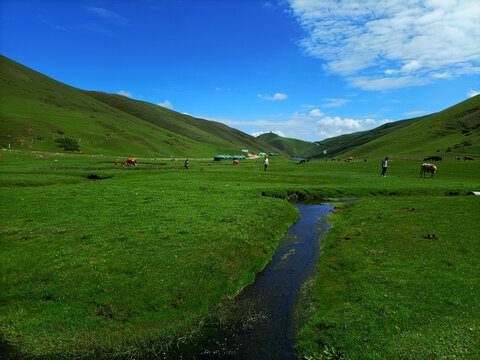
[1,150,479,359]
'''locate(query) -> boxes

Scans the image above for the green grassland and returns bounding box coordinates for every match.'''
[296,196,479,360]
[1,150,479,359]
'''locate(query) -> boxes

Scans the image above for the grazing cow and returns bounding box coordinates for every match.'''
[345,157,353,162]
[121,161,128,167]
[126,157,138,166]
[421,163,437,178]
[331,158,336,161]
[464,156,474,161]
[455,156,462,161]
[364,158,368,162]
[233,159,239,166]
[114,161,118,167]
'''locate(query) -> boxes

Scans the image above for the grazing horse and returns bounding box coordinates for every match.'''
[126,157,138,166]
[233,159,239,166]
[464,156,474,161]
[421,163,437,178]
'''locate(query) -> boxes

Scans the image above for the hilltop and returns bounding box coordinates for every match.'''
[0,55,276,157]
[256,132,318,158]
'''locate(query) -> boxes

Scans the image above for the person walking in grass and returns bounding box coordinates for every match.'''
[184,158,189,170]
[381,156,388,177]
[264,156,269,171]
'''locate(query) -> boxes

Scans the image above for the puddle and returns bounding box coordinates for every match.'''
[166,203,335,359]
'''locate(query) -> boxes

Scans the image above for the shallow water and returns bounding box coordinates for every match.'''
[168,204,334,359]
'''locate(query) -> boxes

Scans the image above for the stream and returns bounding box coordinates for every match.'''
[167,203,335,359]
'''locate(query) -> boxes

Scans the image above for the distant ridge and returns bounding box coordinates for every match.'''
[0,55,277,157]
[339,95,480,158]
[258,96,480,159]
[256,132,318,158]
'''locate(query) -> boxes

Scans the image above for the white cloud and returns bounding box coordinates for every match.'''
[404,110,429,116]
[86,7,129,25]
[157,100,173,109]
[117,90,132,98]
[38,15,69,31]
[288,0,480,90]
[309,108,324,117]
[468,89,480,97]
[197,112,392,142]
[258,92,288,100]
[321,98,349,107]
[315,116,392,139]
[252,130,286,137]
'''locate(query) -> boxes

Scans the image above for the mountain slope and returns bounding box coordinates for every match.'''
[307,116,426,158]
[0,55,274,157]
[344,95,480,158]
[256,132,319,158]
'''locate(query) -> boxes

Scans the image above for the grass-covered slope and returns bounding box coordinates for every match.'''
[342,95,480,159]
[0,55,273,157]
[257,132,318,158]
[308,116,426,159]
[85,91,272,155]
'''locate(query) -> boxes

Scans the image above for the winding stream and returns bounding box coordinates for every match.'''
[169,203,335,359]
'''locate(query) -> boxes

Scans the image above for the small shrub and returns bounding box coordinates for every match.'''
[55,137,80,151]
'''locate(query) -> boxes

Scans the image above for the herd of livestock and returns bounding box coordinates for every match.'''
[113,155,475,179]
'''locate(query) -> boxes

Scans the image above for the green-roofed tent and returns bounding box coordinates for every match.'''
[214,155,233,161]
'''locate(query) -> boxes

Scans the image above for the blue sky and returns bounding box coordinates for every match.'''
[1,0,479,141]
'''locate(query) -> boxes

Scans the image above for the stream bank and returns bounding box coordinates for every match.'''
[164,203,335,359]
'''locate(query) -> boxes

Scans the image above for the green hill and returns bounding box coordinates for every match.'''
[0,55,274,157]
[343,95,480,159]
[256,132,319,158]
[308,116,426,159]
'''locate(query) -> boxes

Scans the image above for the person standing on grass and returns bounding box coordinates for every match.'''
[264,156,269,171]
[381,156,388,177]
[185,158,189,170]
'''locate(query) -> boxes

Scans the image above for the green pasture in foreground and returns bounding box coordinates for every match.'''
[1,150,479,359]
